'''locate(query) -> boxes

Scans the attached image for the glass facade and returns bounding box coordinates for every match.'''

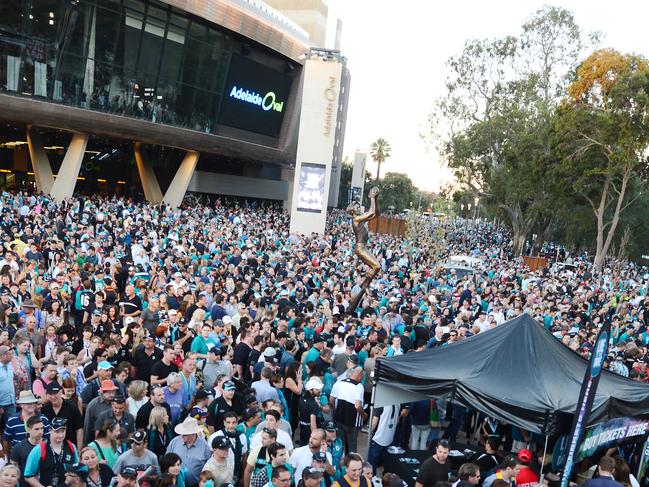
[0,0,292,137]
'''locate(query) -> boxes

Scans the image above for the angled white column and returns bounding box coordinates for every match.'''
[162,151,200,208]
[26,126,55,194]
[50,133,89,202]
[281,168,295,211]
[134,142,163,203]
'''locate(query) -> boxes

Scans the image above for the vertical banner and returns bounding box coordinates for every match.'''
[560,320,611,487]
[290,58,343,235]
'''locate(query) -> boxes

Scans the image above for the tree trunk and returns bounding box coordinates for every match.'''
[499,203,535,256]
[593,169,630,271]
[375,161,381,180]
[512,229,527,256]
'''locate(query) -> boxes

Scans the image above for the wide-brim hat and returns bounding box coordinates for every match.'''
[174,416,203,435]
[17,390,39,404]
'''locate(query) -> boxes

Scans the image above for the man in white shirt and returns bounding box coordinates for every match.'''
[289,429,333,483]
[249,410,293,452]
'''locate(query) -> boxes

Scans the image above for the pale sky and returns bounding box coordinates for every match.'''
[323,0,649,192]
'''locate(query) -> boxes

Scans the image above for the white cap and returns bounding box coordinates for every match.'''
[263,347,277,358]
[222,315,233,325]
[305,377,323,391]
[124,316,135,325]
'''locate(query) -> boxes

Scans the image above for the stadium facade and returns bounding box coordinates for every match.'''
[0,0,349,210]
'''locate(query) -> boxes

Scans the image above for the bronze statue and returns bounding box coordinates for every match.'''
[347,186,381,311]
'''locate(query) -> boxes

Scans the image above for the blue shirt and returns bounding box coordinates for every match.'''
[167,436,211,485]
[3,413,50,446]
[583,476,624,487]
[0,363,15,406]
[164,387,185,424]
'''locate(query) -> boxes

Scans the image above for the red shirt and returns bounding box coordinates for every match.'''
[516,466,539,487]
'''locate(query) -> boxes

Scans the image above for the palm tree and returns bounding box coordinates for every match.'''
[370,138,391,180]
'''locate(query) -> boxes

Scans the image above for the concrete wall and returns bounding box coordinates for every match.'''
[187,170,288,200]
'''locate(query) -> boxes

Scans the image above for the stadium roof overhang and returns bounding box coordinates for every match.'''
[160,0,312,63]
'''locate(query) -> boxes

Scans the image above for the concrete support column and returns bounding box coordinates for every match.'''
[163,150,199,208]
[50,133,89,202]
[26,126,55,194]
[134,142,163,203]
[281,168,295,211]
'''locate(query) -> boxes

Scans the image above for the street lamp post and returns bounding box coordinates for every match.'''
[473,197,479,226]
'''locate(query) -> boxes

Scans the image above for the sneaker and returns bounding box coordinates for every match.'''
[360,425,369,433]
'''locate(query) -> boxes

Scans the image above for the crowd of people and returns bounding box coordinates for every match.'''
[0,189,645,487]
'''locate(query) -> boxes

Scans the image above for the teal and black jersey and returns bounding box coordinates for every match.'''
[75,289,93,312]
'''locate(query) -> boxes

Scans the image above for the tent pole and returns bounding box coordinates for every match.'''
[366,358,382,455]
[540,435,549,475]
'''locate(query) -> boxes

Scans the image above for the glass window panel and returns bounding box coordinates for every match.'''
[138,27,163,77]
[123,9,143,74]
[0,1,26,33]
[187,21,207,42]
[61,2,94,58]
[27,0,59,43]
[169,12,187,29]
[123,0,145,14]
[146,5,167,21]
[159,33,183,84]
[95,6,124,66]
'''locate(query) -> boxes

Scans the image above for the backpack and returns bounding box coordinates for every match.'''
[40,440,75,461]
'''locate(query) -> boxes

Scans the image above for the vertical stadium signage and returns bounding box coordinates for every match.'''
[560,322,610,487]
[324,76,337,137]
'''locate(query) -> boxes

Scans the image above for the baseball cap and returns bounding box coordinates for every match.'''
[223,380,236,391]
[98,361,113,370]
[324,421,337,432]
[65,464,89,480]
[124,316,135,325]
[518,449,532,464]
[112,394,126,404]
[120,466,138,479]
[212,435,231,449]
[131,430,147,444]
[277,331,289,339]
[303,467,325,479]
[51,417,68,430]
[313,335,325,344]
[313,451,327,462]
[305,377,323,391]
[347,354,359,365]
[222,315,233,325]
[46,381,63,394]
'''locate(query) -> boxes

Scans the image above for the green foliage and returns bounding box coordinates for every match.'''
[430,6,597,255]
[370,138,391,180]
[361,172,426,214]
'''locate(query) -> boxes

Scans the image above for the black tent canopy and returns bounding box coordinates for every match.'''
[374,314,649,434]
